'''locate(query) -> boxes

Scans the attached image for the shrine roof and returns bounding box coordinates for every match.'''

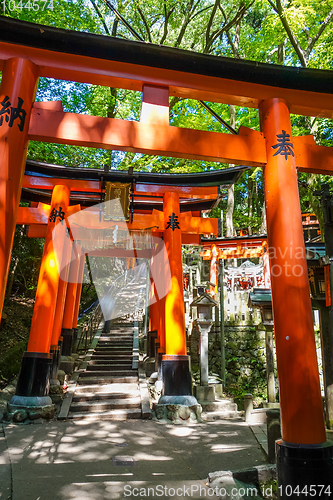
[22,160,247,209]
[24,160,247,187]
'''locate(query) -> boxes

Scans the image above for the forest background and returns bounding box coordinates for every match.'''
[0,0,333,383]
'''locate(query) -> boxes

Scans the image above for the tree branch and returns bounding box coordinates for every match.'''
[136,4,152,43]
[266,0,278,13]
[160,2,176,44]
[275,0,307,67]
[205,0,220,52]
[90,0,111,35]
[307,7,333,56]
[207,1,253,52]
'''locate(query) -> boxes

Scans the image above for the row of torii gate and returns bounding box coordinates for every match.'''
[1,16,333,489]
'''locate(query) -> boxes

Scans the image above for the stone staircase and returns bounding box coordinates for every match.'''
[66,322,144,420]
[200,399,240,421]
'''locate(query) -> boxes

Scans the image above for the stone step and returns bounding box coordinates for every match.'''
[70,398,141,412]
[99,334,133,338]
[98,335,133,340]
[90,355,133,360]
[93,350,133,356]
[81,369,137,376]
[202,410,241,422]
[97,336,133,346]
[89,359,132,366]
[199,401,238,413]
[77,376,138,385]
[95,347,133,351]
[97,341,133,347]
[73,391,140,401]
[87,364,133,371]
[74,382,139,394]
[67,408,142,420]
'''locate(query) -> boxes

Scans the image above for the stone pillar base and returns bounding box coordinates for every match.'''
[72,327,78,353]
[153,402,202,423]
[50,345,61,381]
[276,439,333,497]
[61,328,73,356]
[162,354,193,397]
[5,398,55,423]
[102,320,111,333]
[13,352,52,399]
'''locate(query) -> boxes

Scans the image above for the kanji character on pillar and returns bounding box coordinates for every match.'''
[166,212,180,231]
[272,130,294,160]
[0,96,11,126]
[49,206,65,223]
[0,95,27,131]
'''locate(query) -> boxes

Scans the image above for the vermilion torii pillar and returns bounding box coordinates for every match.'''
[61,244,81,357]
[259,98,332,488]
[209,245,218,295]
[49,232,73,384]
[10,185,70,409]
[0,58,39,319]
[159,192,196,404]
[72,248,86,353]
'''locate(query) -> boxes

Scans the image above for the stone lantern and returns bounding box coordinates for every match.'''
[190,291,218,394]
[248,288,273,328]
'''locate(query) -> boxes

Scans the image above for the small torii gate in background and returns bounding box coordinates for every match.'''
[201,235,270,293]
[1,16,333,490]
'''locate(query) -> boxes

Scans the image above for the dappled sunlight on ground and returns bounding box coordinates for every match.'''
[1,417,267,499]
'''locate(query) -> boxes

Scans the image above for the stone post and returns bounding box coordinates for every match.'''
[267,409,281,463]
[266,328,276,403]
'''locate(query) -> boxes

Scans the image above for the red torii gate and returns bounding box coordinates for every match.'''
[1,16,333,488]
[201,235,270,292]
[15,163,233,394]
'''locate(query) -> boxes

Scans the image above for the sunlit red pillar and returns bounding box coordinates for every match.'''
[262,241,271,288]
[149,282,158,333]
[159,192,194,402]
[61,244,81,356]
[260,98,332,488]
[0,58,39,319]
[11,185,70,407]
[49,235,73,383]
[210,245,218,295]
[72,247,85,352]
[154,240,166,376]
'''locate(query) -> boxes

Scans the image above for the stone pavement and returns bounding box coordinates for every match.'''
[0,416,267,500]
[249,424,268,458]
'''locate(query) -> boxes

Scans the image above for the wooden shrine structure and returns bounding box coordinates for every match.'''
[1,16,333,488]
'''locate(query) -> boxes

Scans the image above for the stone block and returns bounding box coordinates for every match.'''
[28,410,43,420]
[195,385,216,402]
[249,408,268,424]
[13,409,27,422]
[59,360,74,374]
[179,406,190,420]
[57,370,66,385]
[144,359,156,377]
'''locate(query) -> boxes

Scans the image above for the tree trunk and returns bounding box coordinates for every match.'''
[248,173,254,236]
[226,184,234,238]
[226,105,236,238]
[260,202,267,234]
[5,225,25,304]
